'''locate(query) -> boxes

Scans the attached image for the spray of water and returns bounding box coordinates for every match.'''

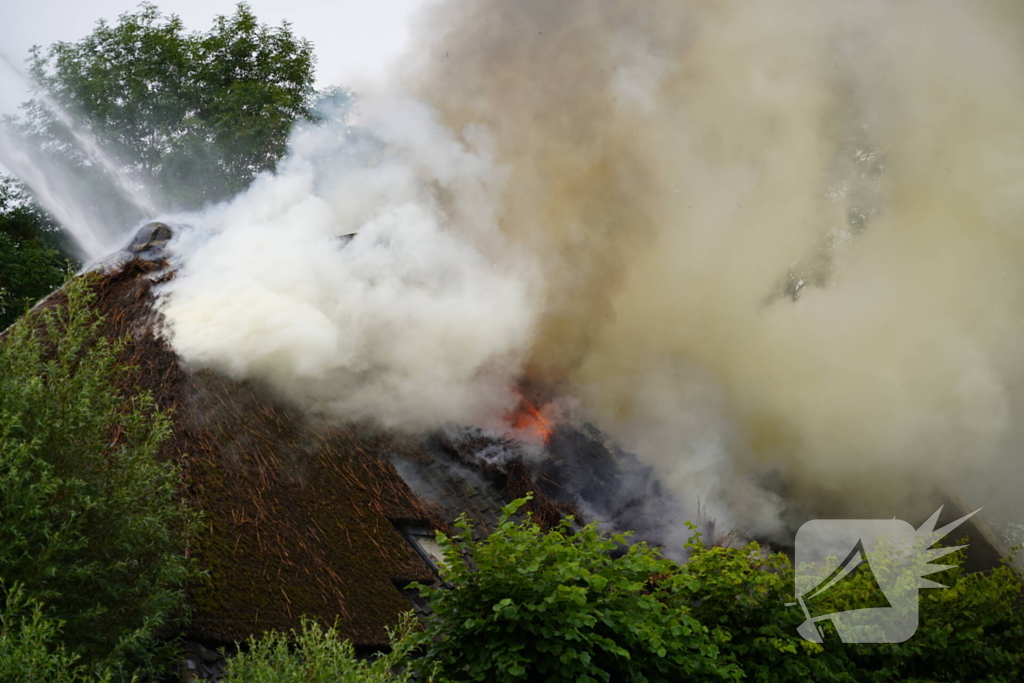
[0,132,108,257]
[0,52,162,259]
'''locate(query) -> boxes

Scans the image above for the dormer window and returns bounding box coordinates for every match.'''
[400,525,447,573]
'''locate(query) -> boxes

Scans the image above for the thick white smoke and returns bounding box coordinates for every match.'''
[159,0,1024,538]
[159,96,542,430]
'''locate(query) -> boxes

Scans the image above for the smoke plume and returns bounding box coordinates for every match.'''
[160,97,541,431]
[161,0,1024,536]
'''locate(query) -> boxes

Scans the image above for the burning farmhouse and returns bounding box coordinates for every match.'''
[14,221,1009,679]
[32,223,715,665]
[4,2,1024,680]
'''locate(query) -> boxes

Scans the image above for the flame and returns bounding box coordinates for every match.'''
[511,397,554,443]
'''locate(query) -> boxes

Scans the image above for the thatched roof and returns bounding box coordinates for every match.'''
[71,257,555,647]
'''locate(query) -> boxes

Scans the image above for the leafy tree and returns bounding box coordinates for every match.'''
[0,175,70,330]
[410,496,741,682]
[17,2,318,211]
[0,275,200,679]
[222,613,434,683]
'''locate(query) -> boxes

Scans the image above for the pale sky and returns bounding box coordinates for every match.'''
[0,0,432,116]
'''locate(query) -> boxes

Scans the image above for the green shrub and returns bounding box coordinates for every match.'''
[0,276,199,679]
[684,533,1024,683]
[223,612,431,683]
[410,496,741,682]
[829,550,1024,682]
[683,539,854,682]
[406,496,1023,683]
[0,583,108,683]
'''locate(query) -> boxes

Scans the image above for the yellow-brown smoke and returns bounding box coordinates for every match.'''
[400,0,1024,519]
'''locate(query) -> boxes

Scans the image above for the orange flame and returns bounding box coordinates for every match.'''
[511,397,554,443]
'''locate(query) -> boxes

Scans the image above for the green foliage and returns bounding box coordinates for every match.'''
[405,498,1023,683]
[684,538,852,682]
[0,176,70,330]
[683,533,1024,682]
[223,612,432,683]
[822,545,1024,683]
[17,2,319,210]
[0,276,200,679]
[0,583,109,683]
[410,496,740,682]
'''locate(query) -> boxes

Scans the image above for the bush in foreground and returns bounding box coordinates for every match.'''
[222,612,433,683]
[0,583,106,683]
[0,276,199,679]
[410,496,741,682]
[686,537,1024,682]
[406,496,1023,683]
